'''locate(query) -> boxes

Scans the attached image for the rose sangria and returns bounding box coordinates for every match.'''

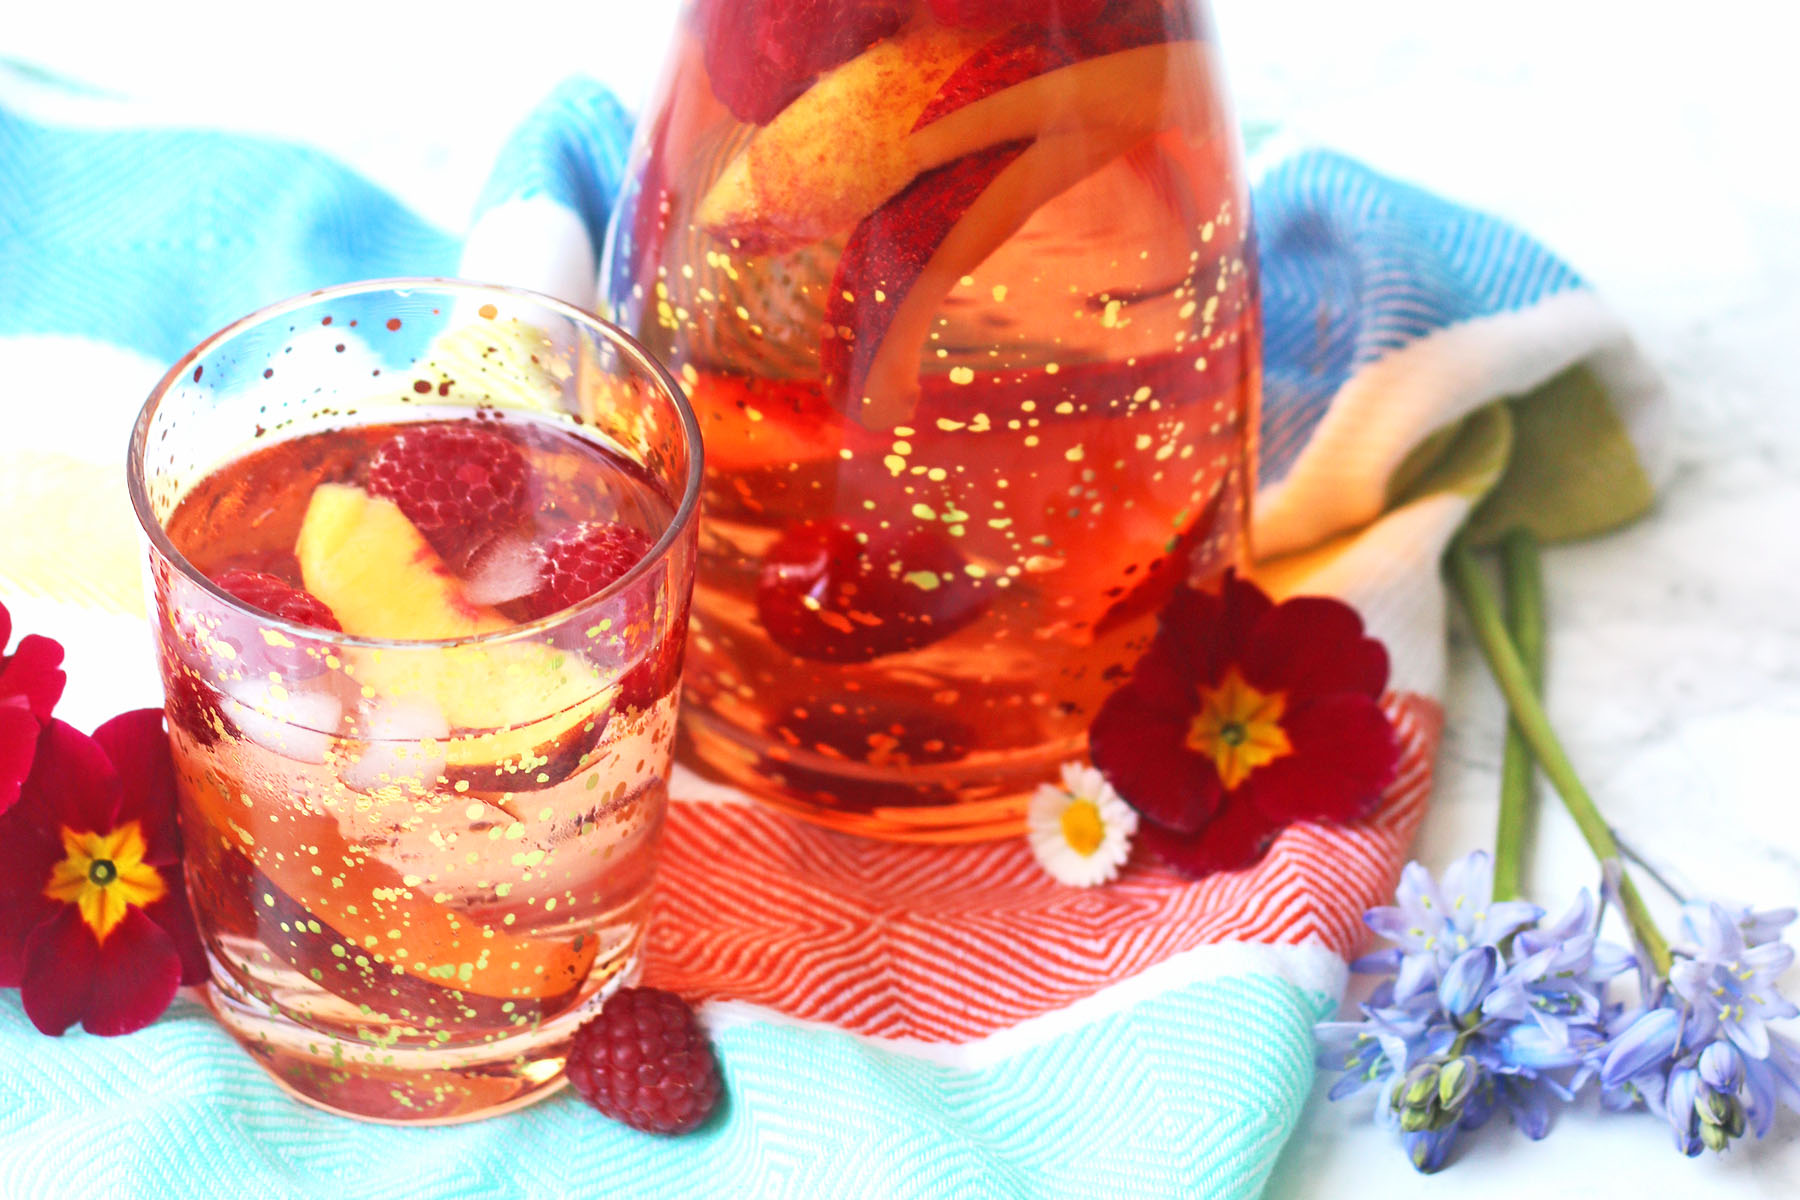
[603,0,1259,838]
[127,283,701,1122]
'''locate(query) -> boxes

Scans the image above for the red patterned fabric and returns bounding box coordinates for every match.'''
[645,694,1440,1042]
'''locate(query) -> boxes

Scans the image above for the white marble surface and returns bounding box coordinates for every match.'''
[8,0,1800,1194]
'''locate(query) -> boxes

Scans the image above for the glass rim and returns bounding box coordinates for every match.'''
[126,277,705,652]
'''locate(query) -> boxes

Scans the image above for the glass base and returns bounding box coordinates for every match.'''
[205,946,641,1125]
[678,709,1075,842]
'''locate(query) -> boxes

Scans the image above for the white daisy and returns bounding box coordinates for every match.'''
[1026,761,1138,887]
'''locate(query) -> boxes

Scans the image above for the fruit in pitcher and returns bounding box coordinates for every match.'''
[756,518,986,662]
[696,0,913,126]
[825,126,1161,426]
[694,21,991,253]
[927,0,1113,27]
[697,27,1198,254]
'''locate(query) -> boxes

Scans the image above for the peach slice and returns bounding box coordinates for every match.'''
[296,484,618,788]
[181,756,597,1004]
[697,36,1205,254]
[825,125,1163,428]
[695,20,992,253]
[297,483,508,642]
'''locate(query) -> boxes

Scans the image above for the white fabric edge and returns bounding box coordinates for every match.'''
[699,939,1346,1070]
[1263,491,1475,698]
[458,196,599,310]
[1253,288,1627,557]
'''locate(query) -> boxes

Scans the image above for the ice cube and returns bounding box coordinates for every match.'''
[220,678,342,764]
[462,534,543,607]
[341,697,452,793]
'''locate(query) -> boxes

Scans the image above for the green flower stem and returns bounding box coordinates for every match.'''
[1445,538,1673,977]
[1491,530,1546,904]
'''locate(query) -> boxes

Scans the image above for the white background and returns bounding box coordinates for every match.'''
[7,0,1800,1194]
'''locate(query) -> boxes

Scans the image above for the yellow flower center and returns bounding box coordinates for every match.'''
[42,821,166,943]
[1186,667,1293,790]
[1060,798,1106,857]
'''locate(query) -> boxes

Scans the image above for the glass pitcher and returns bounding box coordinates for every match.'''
[602,0,1260,840]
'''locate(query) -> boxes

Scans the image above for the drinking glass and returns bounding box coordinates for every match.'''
[602,0,1259,839]
[127,280,701,1123]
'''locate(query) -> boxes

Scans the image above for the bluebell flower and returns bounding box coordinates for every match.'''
[1484,889,1630,1049]
[1669,903,1798,1059]
[1320,852,1610,1172]
[1594,901,1800,1154]
[1359,851,1544,1003]
[1726,903,1797,949]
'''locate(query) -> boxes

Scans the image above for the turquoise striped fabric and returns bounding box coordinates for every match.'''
[0,982,1331,1199]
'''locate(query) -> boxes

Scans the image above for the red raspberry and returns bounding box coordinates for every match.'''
[365,424,531,560]
[529,521,655,618]
[695,0,911,125]
[755,519,987,663]
[163,664,237,748]
[927,0,1111,28]
[616,595,689,713]
[565,988,722,1134]
[212,569,342,632]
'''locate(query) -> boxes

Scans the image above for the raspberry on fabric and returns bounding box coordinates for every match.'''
[211,569,342,632]
[529,521,655,618]
[565,988,723,1134]
[365,423,531,560]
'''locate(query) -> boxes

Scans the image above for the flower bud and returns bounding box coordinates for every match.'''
[1395,1062,1442,1132]
[1698,1041,1744,1093]
[1436,1056,1478,1116]
[1698,1087,1736,1128]
[1438,945,1499,1021]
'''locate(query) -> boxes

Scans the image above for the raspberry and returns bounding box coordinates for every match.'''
[565,988,722,1134]
[696,0,911,125]
[616,595,689,713]
[212,569,342,632]
[365,423,531,561]
[756,519,986,662]
[163,663,237,748]
[529,521,655,618]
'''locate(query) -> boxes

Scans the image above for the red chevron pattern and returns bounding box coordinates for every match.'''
[644,693,1441,1042]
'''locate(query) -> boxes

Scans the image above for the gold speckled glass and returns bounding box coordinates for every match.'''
[127,280,701,1123]
[602,0,1258,839]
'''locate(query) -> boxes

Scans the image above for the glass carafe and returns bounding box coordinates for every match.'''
[602,0,1259,840]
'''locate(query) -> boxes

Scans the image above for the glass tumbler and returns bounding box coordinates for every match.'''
[127,280,701,1123]
[602,0,1260,839]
